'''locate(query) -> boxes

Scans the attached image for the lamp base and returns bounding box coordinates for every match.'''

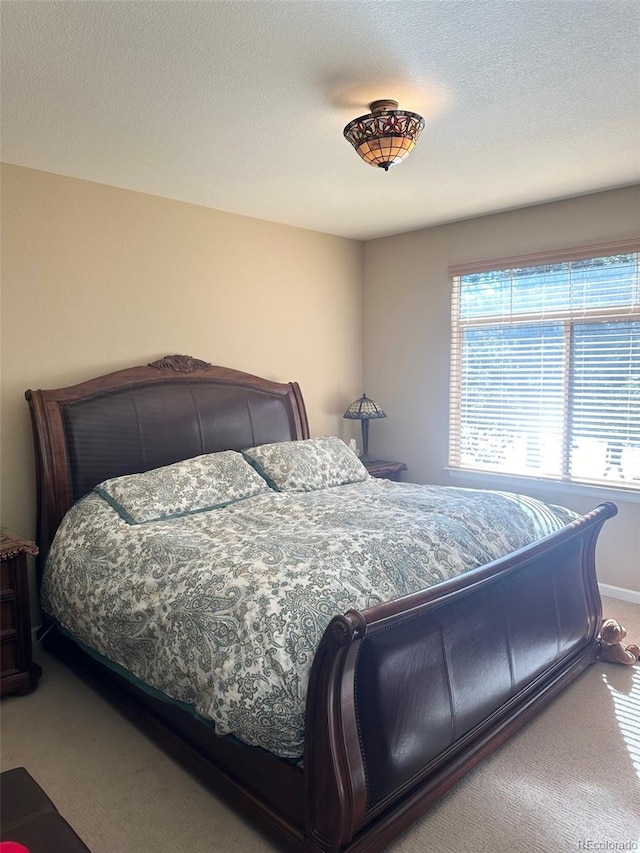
[360,419,371,462]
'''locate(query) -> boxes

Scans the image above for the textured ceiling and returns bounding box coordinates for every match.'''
[2,1,639,240]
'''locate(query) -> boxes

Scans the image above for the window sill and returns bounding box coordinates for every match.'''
[444,467,640,504]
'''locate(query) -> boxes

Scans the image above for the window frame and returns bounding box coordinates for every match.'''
[448,239,640,494]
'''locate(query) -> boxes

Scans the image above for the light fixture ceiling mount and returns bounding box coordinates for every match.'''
[343,99,425,172]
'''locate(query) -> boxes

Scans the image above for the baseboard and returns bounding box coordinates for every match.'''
[599,583,640,606]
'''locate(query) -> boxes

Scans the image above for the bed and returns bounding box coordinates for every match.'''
[26,354,617,853]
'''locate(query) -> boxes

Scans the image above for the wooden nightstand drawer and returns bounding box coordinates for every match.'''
[1,561,15,595]
[1,598,17,636]
[1,638,20,675]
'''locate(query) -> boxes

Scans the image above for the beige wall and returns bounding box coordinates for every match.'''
[364,186,640,593]
[1,164,363,550]
[2,164,637,603]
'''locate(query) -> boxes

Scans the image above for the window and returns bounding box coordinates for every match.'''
[449,243,640,491]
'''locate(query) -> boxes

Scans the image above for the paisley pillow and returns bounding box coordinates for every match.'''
[242,436,369,492]
[95,450,270,524]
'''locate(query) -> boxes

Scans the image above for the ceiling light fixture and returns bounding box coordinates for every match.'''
[343,99,425,172]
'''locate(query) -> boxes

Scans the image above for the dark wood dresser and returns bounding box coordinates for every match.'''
[364,459,407,481]
[1,531,42,696]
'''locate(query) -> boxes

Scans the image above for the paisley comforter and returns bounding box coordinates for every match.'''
[42,479,575,758]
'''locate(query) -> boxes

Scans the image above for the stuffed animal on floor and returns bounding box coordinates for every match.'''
[598,618,640,665]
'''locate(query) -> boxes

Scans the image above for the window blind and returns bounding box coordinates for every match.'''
[449,248,640,490]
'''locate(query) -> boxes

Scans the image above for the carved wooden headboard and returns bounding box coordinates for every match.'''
[26,355,309,581]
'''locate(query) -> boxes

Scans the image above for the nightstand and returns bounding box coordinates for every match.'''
[1,531,42,696]
[364,459,407,481]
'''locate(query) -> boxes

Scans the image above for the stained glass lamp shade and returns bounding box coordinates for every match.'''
[343,99,425,172]
[343,394,386,462]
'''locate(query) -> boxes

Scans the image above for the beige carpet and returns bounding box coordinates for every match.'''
[2,596,639,853]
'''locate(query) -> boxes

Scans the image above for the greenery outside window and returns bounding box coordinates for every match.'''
[449,242,640,491]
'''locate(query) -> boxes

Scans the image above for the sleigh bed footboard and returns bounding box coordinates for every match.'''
[304,502,616,853]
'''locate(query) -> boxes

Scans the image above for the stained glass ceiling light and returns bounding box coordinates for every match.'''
[343,99,425,172]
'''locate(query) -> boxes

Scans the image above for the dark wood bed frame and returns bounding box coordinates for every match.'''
[26,355,617,853]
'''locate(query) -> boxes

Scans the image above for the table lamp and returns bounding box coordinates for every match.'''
[343,394,386,462]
